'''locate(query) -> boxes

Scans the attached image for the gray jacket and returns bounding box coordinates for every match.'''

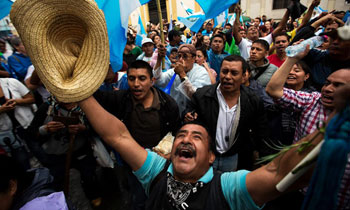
[248,58,278,87]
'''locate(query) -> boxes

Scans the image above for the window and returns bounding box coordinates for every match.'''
[273,0,290,10]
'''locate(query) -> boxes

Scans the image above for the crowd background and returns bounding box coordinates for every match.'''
[1,0,350,209]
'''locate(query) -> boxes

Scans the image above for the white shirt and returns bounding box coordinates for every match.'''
[238,34,273,60]
[25,65,51,102]
[153,63,211,114]
[0,78,34,130]
[215,85,237,154]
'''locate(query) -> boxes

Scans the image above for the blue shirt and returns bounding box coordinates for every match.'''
[134,150,261,210]
[7,53,32,80]
[207,49,229,81]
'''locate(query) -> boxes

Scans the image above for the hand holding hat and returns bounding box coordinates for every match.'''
[10,0,110,103]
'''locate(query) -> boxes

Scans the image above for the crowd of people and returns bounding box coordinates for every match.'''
[1,0,350,209]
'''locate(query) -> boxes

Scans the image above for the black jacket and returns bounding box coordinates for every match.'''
[187,84,269,170]
[94,87,181,148]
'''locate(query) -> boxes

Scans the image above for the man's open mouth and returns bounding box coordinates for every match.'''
[175,144,196,159]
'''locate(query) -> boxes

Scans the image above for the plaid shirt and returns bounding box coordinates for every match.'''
[277,88,350,209]
[275,88,330,143]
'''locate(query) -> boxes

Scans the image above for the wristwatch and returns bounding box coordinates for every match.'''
[181,76,188,82]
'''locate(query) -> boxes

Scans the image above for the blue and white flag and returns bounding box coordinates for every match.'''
[135,15,147,46]
[95,0,150,72]
[214,10,228,27]
[0,0,13,20]
[312,6,327,20]
[196,0,238,19]
[180,1,194,15]
[178,12,206,32]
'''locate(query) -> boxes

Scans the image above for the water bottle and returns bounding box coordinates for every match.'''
[286,36,325,57]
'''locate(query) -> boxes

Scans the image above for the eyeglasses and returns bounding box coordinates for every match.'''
[178,53,193,60]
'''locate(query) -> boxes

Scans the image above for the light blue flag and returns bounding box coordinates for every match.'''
[178,13,206,32]
[138,15,146,35]
[0,0,13,20]
[214,9,228,28]
[196,0,238,19]
[95,0,150,72]
[135,15,146,46]
[180,1,194,15]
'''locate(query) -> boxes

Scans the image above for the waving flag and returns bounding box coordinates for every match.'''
[178,12,206,32]
[95,0,150,72]
[135,15,147,46]
[196,0,238,19]
[0,0,13,20]
[214,10,228,28]
[180,1,194,15]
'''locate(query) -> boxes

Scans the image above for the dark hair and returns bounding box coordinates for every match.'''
[225,23,232,28]
[209,33,225,47]
[295,60,312,88]
[273,32,290,42]
[10,36,22,47]
[221,55,249,74]
[127,60,153,78]
[196,45,208,59]
[151,34,161,43]
[175,121,213,152]
[168,30,180,42]
[252,39,270,51]
[0,155,27,193]
[255,17,261,22]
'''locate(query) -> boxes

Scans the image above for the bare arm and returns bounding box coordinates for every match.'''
[265,46,309,98]
[311,14,343,29]
[233,5,242,44]
[246,129,324,206]
[10,92,35,105]
[79,96,147,171]
[272,9,290,37]
[297,0,320,32]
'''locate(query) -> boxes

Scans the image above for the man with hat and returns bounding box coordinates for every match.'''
[78,85,345,209]
[153,44,211,114]
[137,38,155,64]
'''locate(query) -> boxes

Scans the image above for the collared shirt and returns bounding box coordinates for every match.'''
[129,87,162,148]
[216,84,237,154]
[275,88,330,143]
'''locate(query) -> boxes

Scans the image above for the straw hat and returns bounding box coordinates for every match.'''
[10,0,109,103]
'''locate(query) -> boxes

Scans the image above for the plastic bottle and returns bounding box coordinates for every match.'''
[286,36,325,57]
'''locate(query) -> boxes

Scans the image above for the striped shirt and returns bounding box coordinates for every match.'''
[275,88,330,143]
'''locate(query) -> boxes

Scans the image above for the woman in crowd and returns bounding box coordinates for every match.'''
[195,46,217,84]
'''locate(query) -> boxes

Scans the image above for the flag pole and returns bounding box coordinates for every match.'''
[156,0,165,69]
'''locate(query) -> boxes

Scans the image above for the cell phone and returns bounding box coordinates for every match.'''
[53,115,80,126]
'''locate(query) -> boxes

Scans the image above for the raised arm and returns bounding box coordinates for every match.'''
[272,9,290,37]
[246,128,324,206]
[232,5,242,45]
[297,0,320,32]
[79,96,147,171]
[265,46,309,99]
